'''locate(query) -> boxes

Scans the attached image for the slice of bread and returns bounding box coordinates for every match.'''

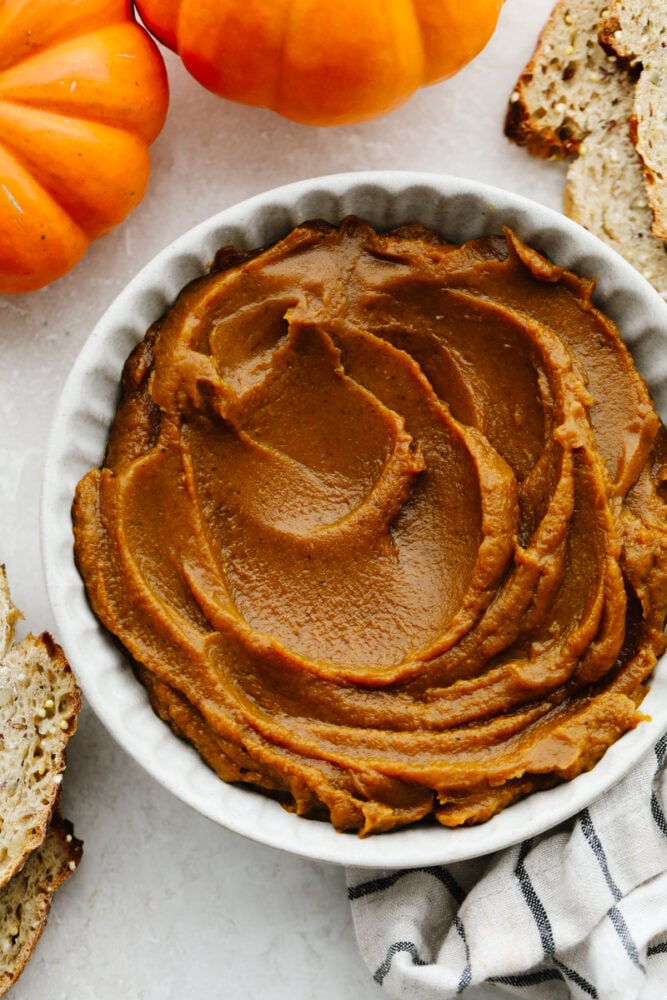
[600,0,667,240]
[0,814,82,998]
[505,0,667,297]
[562,84,667,288]
[0,567,80,889]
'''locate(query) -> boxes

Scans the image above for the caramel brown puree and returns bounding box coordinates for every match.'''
[73,219,667,836]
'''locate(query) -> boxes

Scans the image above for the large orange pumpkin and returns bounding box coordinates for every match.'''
[0,0,169,294]
[134,0,503,127]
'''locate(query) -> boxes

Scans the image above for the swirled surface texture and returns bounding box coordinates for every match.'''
[73,219,667,835]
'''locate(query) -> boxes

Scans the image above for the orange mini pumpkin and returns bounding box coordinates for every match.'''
[135,0,503,127]
[0,0,169,294]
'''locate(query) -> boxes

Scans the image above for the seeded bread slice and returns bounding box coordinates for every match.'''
[562,82,667,288]
[505,0,667,297]
[600,0,667,240]
[0,567,80,889]
[505,0,630,158]
[0,814,82,998]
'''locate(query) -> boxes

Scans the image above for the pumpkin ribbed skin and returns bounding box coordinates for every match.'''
[0,0,169,294]
[135,0,503,126]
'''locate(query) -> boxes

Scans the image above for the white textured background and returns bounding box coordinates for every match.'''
[0,1,624,997]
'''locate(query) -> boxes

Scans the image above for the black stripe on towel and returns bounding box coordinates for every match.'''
[553,958,599,998]
[650,792,667,838]
[579,808,645,972]
[515,839,555,956]
[348,865,466,905]
[515,839,598,997]
[579,808,621,902]
[608,907,645,973]
[490,969,567,988]
[655,733,667,769]
[373,940,427,985]
[453,914,472,993]
[651,736,667,838]
[494,965,598,997]
[347,870,409,900]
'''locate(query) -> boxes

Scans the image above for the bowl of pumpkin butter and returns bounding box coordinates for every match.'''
[42,172,667,867]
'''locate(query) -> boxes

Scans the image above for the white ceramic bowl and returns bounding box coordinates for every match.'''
[41,171,667,868]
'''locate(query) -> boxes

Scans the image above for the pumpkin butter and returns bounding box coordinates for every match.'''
[73,218,667,836]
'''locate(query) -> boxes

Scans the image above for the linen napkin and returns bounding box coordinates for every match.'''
[347,734,667,999]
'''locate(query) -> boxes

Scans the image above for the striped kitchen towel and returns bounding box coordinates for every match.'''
[347,735,667,999]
